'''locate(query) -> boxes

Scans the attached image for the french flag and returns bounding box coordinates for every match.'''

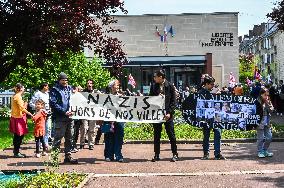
[128,74,136,88]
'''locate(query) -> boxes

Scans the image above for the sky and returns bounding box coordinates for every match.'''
[120,0,278,36]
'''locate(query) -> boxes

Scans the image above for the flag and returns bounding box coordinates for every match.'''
[229,72,236,88]
[168,25,175,37]
[128,74,136,88]
[246,77,252,86]
[155,26,161,37]
[254,69,261,80]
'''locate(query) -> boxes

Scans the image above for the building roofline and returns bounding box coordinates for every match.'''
[114,12,239,17]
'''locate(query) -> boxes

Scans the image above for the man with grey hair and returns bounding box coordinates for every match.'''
[50,72,78,164]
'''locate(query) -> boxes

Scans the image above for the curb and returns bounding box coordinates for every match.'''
[125,138,284,144]
[77,173,94,188]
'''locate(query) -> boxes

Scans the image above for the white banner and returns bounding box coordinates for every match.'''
[70,92,166,123]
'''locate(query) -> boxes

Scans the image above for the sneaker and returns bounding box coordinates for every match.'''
[64,155,78,164]
[35,153,41,158]
[89,145,94,150]
[214,154,226,160]
[71,148,78,153]
[14,153,26,158]
[118,158,124,163]
[151,154,160,162]
[105,158,111,162]
[277,113,279,116]
[42,152,48,156]
[171,154,179,162]
[258,152,266,158]
[263,151,273,157]
[201,153,209,160]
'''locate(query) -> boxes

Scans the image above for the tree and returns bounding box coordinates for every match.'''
[3,51,113,90]
[239,53,255,83]
[0,0,127,83]
[267,0,284,30]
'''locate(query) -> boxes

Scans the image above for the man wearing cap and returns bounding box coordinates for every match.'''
[50,72,78,164]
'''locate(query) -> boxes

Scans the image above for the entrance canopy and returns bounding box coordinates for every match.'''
[126,55,206,67]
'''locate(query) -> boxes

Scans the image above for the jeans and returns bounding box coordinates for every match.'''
[52,119,74,154]
[104,122,124,160]
[72,119,82,148]
[203,126,221,156]
[153,120,178,155]
[44,116,52,146]
[35,136,46,154]
[257,116,272,152]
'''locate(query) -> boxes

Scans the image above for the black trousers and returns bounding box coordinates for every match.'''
[95,127,102,143]
[73,119,82,148]
[13,134,24,154]
[35,136,46,153]
[153,120,177,155]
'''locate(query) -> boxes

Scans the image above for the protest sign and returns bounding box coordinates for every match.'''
[70,92,166,123]
[182,93,260,130]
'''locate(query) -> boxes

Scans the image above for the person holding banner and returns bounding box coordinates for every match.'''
[103,80,125,162]
[255,88,274,158]
[150,70,179,162]
[199,75,226,160]
[50,72,78,164]
[79,79,100,150]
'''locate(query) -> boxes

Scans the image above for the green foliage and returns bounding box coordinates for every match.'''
[1,144,85,188]
[2,172,86,188]
[22,172,85,188]
[3,51,113,90]
[0,106,11,118]
[0,118,34,150]
[239,54,255,83]
[124,123,258,140]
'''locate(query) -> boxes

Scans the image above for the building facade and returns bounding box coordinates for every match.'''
[85,13,239,93]
[239,23,284,84]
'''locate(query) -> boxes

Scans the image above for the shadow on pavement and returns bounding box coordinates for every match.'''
[250,175,284,188]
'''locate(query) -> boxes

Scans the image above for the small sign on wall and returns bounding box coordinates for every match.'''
[201,33,233,47]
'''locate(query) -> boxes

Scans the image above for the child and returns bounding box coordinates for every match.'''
[255,88,274,158]
[32,99,48,158]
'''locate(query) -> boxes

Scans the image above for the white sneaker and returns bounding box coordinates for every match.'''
[277,113,279,116]
[263,151,273,157]
[281,113,283,116]
[258,152,265,158]
[42,152,48,156]
[35,153,41,158]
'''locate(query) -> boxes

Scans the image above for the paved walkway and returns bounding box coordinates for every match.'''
[1,141,284,187]
[1,114,283,187]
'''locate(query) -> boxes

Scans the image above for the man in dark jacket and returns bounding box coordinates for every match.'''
[150,70,178,162]
[50,72,78,164]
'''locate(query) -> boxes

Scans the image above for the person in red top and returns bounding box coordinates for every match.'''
[32,99,48,158]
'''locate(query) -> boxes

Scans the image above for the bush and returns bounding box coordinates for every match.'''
[0,106,11,117]
[124,123,258,140]
[1,149,86,188]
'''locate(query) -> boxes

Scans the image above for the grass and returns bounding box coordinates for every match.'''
[0,117,34,150]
